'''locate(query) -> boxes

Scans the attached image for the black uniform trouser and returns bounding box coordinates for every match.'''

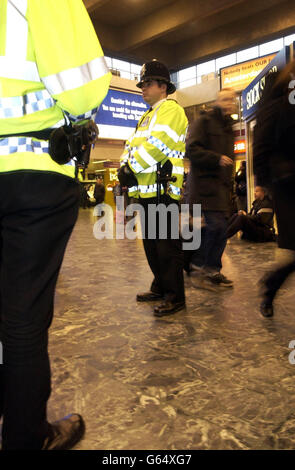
[139,196,185,303]
[0,171,79,450]
[226,213,273,242]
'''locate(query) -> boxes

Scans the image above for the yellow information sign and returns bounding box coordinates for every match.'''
[221,54,276,92]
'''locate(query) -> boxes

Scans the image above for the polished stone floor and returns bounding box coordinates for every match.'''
[48,208,295,450]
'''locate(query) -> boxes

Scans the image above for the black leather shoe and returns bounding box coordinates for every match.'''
[42,414,85,450]
[260,301,274,318]
[136,291,163,302]
[154,301,185,317]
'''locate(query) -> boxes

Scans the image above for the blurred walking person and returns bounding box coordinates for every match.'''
[254,62,295,317]
[186,88,236,290]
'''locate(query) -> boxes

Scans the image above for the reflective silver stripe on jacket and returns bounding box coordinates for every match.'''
[0,57,40,82]
[42,57,109,95]
[137,146,159,168]
[1,0,41,82]
[152,124,183,143]
[257,208,273,214]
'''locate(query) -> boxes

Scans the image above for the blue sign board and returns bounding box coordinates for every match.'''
[95,88,148,128]
[242,46,290,120]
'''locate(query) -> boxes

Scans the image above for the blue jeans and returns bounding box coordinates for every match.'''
[202,211,228,272]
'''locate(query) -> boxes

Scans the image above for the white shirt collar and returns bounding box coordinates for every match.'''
[152,98,167,110]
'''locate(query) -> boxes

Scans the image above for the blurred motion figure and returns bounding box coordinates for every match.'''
[254,62,295,317]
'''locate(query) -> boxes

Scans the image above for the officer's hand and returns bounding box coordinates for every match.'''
[220,155,233,167]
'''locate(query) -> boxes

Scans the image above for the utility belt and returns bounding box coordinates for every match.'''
[0,129,52,141]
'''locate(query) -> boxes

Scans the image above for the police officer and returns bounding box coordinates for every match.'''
[0,0,110,449]
[118,60,188,317]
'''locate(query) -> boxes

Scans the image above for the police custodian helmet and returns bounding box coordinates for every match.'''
[136,59,176,95]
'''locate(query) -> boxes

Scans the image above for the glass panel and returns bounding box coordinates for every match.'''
[131,63,142,74]
[178,66,196,82]
[216,53,237,71]
[178,78,197,89]
[170,71,178,83]
[120,70,132,79]
[284,34,295,46]
[259,38,284,56]
[197,60,216,77]
[237,46,259,63]
[112,59,131,72]
[131,72,140,81]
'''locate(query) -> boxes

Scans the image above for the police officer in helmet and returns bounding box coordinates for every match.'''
[119,60,188,317]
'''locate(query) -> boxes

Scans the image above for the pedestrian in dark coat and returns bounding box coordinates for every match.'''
[253,62,295,317]
[185,88,236,289]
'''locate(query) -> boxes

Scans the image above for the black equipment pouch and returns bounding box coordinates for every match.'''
[49,120,99,174]
[117,163,138,188]
[156,160,177,204]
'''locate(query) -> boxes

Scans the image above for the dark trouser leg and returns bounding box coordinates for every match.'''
[226,214,245,238]
[142,238,164,295]
[156,239,185,303]
[190,227,206,267]
[0,230,3,421]
[140,197,164,294]
[0,172,79,450]
[262,256,295,302]
[140,197,184,301]
[202,211,228,272]
[226,214,273,242]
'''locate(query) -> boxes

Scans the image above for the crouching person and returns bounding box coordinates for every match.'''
[226,186,275,242]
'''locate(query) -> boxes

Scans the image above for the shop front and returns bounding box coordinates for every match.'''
[220,54,278,178]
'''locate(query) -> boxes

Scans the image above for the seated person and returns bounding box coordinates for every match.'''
[226,186,275,242]
[87,184,97,206]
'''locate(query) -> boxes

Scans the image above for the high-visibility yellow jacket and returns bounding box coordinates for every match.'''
[0,0,111,178]
[120,99,188,201]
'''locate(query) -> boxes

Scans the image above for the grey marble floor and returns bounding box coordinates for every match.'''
[48,208,295,450]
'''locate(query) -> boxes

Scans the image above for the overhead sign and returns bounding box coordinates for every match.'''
[234,140,246,154]
[220,54,276,92]
[95,88,148,140]
[242,46,290,120]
